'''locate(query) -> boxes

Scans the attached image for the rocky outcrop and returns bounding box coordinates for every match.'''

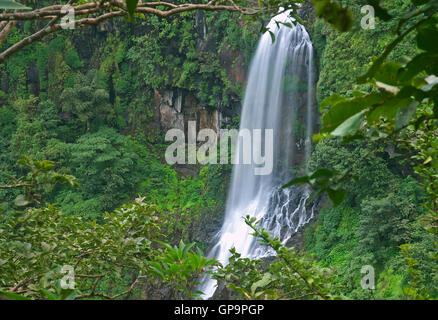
[155,88,230,139]
[157,90,185,131]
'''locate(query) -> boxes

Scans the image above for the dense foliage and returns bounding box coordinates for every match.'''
[0,5,249,299]
[1,0,437,300]
[288,0,438,299]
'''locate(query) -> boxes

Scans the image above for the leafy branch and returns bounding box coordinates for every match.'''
[283,0,438,213]
[244,215,331,300]
[0,156,79,207]
[213,216,339,300]
[0,0,303,62]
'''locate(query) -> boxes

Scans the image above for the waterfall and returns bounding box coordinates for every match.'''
[199,11,315,299]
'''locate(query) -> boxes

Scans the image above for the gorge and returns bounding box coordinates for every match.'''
[0,0,436,301]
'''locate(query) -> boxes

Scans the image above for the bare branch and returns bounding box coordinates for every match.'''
[0,1,260,21]
[0,183,35,189]
[0,21,8,31]
[0,21,17,47]
[0,0,266,62]
[0,2,111,21]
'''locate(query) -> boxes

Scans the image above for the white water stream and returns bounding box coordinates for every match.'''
[199,11,315,299]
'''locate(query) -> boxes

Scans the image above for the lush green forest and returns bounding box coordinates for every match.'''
[0,0,437,300]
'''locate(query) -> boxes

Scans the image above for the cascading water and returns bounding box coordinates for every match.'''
[199,12,315,299]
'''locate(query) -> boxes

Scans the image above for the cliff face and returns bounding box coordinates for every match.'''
[156,89,221,134]
[151,16,249,142]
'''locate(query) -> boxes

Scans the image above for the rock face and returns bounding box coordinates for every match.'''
[155,88,231,141]
[153,12,247,143]
[157,90,185,131]
[219,39,247,86]
[153,87,227,179]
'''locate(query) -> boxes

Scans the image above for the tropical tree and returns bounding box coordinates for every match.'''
[63,126,141,215]
[60,70,112,132]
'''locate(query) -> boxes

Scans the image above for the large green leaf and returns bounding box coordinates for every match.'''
[417,19,438,52]
[250,273,273,294]
[319,93,343,112]
[0,290,32,300]
[125,0,138,17]
[322,92,390,133]
[399,53,431,84]
[331,110,366,137]
[40,288,58,300]
[14,194,29,207]
[326,188,346,206]
[310,168,335,179]
[395,101,419,130]
[374,61,403,86]
[312,0,353,32]
[281,175,310,188]
[367,97,413,124]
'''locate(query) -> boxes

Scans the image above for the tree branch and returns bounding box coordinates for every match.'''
[75,275,147,299]
[0,183,35,189]
[0,0,266,62]
[0,21,17,47]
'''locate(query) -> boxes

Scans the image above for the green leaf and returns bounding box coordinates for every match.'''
[374,62,402,86]
[320,93,343,112]
[282,176,310,188]
[331,110,366,137]
[251,273,273,294]
[312,0,354,32]
[326,188,346,206]
[59,289,76,300]
[399,53,432,83]
[228,284,251,299]
[322,92,389,133]
[395,101,418,130]
[268,31,275,44]
[149,261,165,280]
[14,194,29,207]
[156,240,173,252]
[0,0,30,9]
[423,156,432,164]
[0,290,32,300]
[367,97,413,124]
[40,288,58,300]
[310,168,335,179]
[315,178,330,188]
[417,20,438,52]
[125,0,138,17]
[182,241,194,258]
